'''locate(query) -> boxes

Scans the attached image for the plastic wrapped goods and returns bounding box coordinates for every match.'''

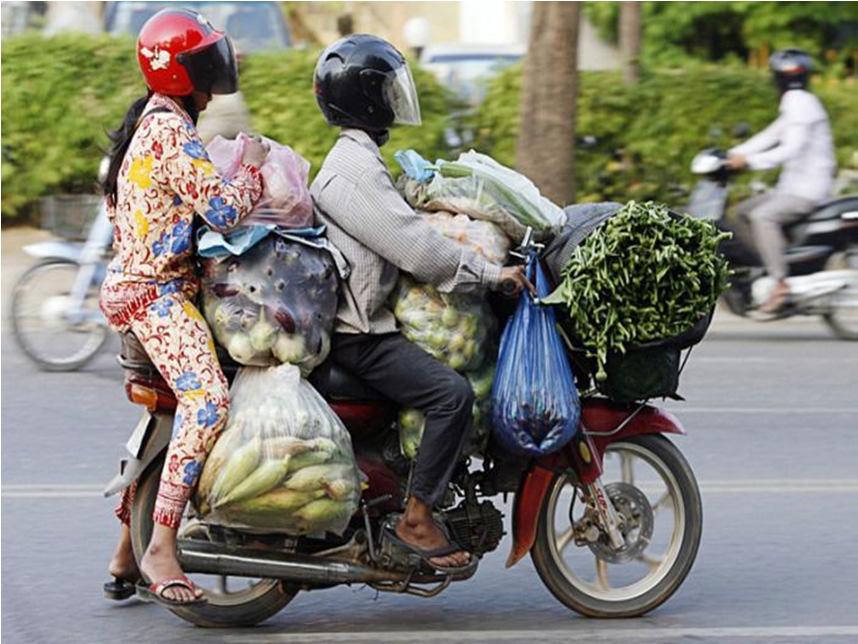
[491,257,580,457]
[397,149,566,243]
[399,363,495,460]
[392,277,492,372]
[198,365,361,535]
[200,234,338,372]
[423,211,510,265]
[206,133,314,229]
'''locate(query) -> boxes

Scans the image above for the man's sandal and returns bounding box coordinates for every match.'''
[136,575,207,607]
[383,525,478,576]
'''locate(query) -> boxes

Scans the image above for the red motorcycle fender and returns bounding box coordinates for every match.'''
[505,401,686,568]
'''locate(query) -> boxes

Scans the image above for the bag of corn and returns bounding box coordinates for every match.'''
[198,364,361,535]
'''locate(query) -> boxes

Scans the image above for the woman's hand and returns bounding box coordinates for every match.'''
[496,265,536,297]
[242,136,268,168]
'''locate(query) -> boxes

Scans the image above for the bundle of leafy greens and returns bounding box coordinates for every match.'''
[544,201,731,381]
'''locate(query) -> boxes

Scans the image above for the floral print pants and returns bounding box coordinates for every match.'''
[110,288,229,530]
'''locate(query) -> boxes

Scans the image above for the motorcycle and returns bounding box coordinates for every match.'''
[11,158,113,370]
[687,148,858,339]
[104,240,703,628]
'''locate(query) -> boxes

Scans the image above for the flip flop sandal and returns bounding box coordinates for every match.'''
[383,526,478,576]
[136,576,207,608]
[103,576,139,601]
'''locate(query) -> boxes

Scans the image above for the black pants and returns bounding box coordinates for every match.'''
[331,332,474,507]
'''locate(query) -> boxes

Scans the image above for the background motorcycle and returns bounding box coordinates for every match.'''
[106,240,703,628]
[686,148,858,339]
[11,157,112,370]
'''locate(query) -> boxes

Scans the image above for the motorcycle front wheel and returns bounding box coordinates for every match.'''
[11,258,107,371]
[130,454,297,627]
[531,434,702,618]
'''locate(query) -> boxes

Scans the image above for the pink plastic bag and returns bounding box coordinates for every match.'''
[206,134,314,229]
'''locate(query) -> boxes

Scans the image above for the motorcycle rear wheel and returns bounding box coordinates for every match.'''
[130,454,297,627]
[531,434,702,618]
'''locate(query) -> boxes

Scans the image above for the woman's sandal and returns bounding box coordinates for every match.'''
[135,575,207,607]
[383,525,478,576]
[103,576,140,601]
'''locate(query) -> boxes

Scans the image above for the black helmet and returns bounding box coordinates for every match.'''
[770,49,813,93]
[314,34,421,133]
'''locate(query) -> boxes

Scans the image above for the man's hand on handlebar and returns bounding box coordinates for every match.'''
[497,266,536,297]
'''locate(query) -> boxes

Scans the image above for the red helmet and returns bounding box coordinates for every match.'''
[136,8,238,97]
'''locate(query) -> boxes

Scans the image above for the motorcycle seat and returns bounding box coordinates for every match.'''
[309,361,388,402]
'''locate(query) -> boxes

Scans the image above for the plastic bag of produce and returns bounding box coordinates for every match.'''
[423,211,510,265]
[491,256,580,457]
[206,134,313,229]
[198,365,362,535]
[392,277,492,372]
[200,234,338,372]
[396,149,566,243]
[399,362,495,459]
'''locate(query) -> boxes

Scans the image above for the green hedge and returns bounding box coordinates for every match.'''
[1,34,456,221]
[474,63,858,204]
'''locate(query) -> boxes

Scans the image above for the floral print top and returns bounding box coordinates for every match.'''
[104,93,262,294]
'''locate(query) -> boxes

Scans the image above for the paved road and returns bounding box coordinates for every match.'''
[2,230,858,643]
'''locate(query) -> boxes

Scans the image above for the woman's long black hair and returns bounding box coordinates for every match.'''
[102,92,200,207]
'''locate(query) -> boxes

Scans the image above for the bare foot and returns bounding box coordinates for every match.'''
[396,498,470,569]
[108,525,140,581]
[139,525,202,603]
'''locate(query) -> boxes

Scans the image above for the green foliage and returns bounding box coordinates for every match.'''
[585,2,858,68]
[1,33,143,219]
[1,35,456,220]
[473,63,858,204]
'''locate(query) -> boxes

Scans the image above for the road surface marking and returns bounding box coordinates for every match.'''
[222,625,858,643]
[4,480,858,498]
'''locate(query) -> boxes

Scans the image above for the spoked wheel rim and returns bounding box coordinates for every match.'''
[11,261,106,369]
[544,441,686,602]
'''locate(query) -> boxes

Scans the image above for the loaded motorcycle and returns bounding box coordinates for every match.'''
[105,237,703,628]
[687,148,858,338]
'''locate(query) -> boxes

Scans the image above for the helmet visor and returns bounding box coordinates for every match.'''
[178,35,238,95]
[385,65,422,126]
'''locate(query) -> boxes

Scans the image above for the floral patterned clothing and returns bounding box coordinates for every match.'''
[101,92,262,325]
[102,93,260,529]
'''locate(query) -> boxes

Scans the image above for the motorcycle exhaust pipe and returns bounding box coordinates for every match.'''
[177,539,407,585]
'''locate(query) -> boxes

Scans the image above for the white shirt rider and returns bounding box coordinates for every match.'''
[730,89,836,204]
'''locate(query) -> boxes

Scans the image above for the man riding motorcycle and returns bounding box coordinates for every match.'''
[310,35,531,573]
[727,48,837,314]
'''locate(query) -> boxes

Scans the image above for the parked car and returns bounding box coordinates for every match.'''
[419,43,524,106]
[104,1,292,54]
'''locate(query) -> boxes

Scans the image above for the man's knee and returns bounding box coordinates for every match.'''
[748,204,781,225]
[447,372,475,415]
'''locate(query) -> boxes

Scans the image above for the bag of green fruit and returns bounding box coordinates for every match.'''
[197,364,362,535]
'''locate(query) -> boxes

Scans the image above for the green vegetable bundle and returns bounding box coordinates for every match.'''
[198,365,361,535]
[399,363,495,460]
[544,201,730,381]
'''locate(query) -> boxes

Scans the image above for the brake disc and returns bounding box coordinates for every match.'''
[587,482,654,564]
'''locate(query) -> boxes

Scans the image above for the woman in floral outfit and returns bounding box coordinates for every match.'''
[100,8,268,607]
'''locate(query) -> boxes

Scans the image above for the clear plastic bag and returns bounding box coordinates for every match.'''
[397,149,566,242]
[490,256,580,456]
[200,234,338,372]
[392,277,492,372]
[399,362,495,460]
[422,211,510,265]
[206,134,314,229]
[197,365,362,535]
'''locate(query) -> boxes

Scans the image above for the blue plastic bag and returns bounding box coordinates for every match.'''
[490,256,581,456]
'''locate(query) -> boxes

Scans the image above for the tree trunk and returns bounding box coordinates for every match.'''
[516,1,580,205]
[619,1,642,84]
